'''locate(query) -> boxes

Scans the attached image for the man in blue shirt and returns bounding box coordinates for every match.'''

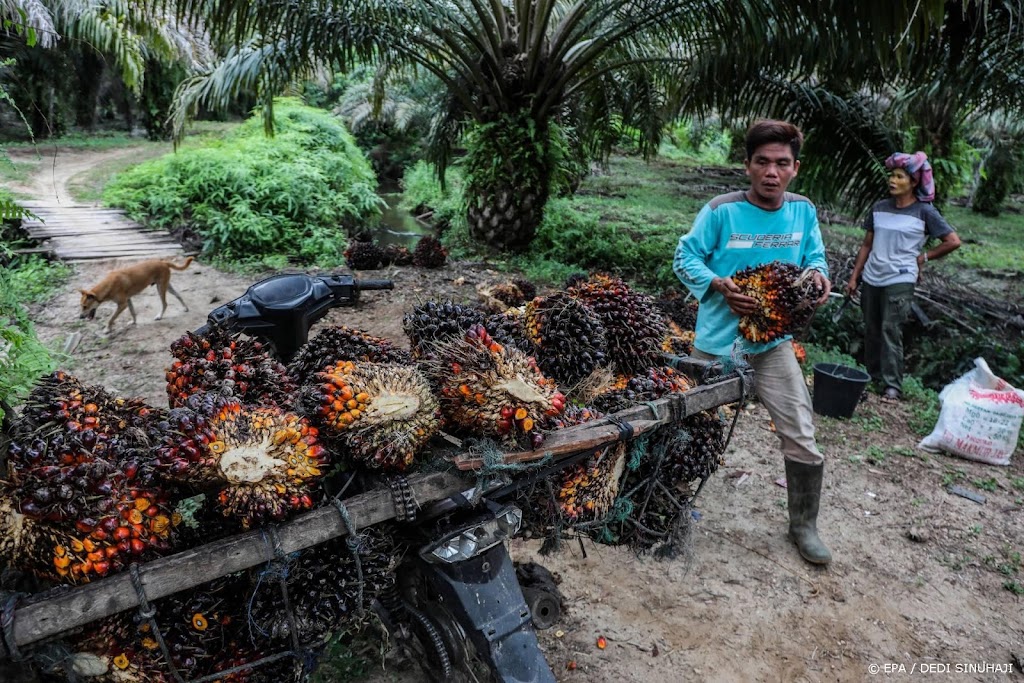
[674,120,833,566]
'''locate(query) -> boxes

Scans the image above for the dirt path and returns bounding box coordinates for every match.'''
[6,146,142,206]
[17,150,1024,683]
[7,146,183,260]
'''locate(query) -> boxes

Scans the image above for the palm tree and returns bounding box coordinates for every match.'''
[164,0,705,250]
[157,0,982,248]
[1,1,208,136]
[676,0,1024,213]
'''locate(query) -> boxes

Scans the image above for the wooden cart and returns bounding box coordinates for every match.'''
[0,357,752,661]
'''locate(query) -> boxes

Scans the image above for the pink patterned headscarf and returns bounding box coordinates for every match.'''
[884,151,935,202]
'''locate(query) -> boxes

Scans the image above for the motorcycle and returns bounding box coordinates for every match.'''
[196,272,560,682]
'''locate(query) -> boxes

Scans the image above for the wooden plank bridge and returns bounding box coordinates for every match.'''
[18,201,184,261]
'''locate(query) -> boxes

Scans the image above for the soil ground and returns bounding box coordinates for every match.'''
[12,150,1024,683]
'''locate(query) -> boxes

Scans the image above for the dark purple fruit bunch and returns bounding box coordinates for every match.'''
[166,327,294,409]
[412,235,447,268]
[567,274,667,374]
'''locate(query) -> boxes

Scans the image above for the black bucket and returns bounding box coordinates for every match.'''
[812,363,870,419]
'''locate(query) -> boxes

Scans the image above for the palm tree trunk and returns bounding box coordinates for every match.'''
[465,113,552,251]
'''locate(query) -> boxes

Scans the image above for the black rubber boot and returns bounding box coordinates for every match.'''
[785,459,832,566]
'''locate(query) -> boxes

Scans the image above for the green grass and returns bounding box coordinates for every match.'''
[0,151,38,190]
[2,255,72,304]
[67,143,174,203]
[436,153,746,291]
[942,202,1024,273]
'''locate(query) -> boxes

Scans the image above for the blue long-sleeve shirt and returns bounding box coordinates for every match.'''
[673,190,828,356]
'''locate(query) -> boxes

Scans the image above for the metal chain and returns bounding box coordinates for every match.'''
[386,475,418,522]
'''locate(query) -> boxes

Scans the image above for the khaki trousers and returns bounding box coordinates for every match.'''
[692,340,824,465]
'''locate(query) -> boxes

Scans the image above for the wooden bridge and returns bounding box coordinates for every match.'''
[19,201,184,261]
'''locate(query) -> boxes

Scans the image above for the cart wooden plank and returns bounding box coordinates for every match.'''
[2,471,468,657]
[453,374,751,470]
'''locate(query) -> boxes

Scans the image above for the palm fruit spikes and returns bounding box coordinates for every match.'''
[663,322,696,357]
[412,235,447,268]
[730,261,823,343]
[484,308,535,356]
[247,526,398,647]
[556,443,627,521]
[287,325,413,386]
[421,324,565,448]
[567,274,667,374]
[300,360,440,471]
[345,239,387,270]
[656,410,727,488]
[166,327,295,409]
[157,394,327,528]
[524,293,609,388]
[0,485,175,584]
[589,366,692,414]
[402,300,486,359]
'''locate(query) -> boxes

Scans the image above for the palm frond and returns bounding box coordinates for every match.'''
[0,0,57,47]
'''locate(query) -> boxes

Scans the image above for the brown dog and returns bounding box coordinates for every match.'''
[79,257,194,331]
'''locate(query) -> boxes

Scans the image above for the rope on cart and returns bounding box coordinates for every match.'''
[330,498,365,616]
[1,591,24,661]
[129,563,186,683]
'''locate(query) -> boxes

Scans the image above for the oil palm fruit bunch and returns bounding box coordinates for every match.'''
[412,235,447,268]
[299,360,440,471]
[512,276,537,301]
[484,308,535,356]
[62,609,159,682]
[615,467,690,553]
[157,393,327,528]
[731,261,823,343]
[655,411,727,488]
[287,326,413,386]
[402,300,485,359]
[421,324,565,448]
[655,292,699,331]
[345,240,387,270]
[524,293,609,388]
[0,479,175,583]
[791,340,807,364]
[3,373,177,579]
[556,443,627,522]
[383,243,414,266]
[166,328,294,409]
[98,576,252,681]
[151,578,252,680]
[247,526,398,647]
[567,274,667,374]
[662,321,696,357]
[590,366,692,414]
[548,405,604,429]
[490,281,528,308]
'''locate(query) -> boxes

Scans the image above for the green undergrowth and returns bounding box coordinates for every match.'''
[0,257,62,422]
[104,100,380,267]
[1,253,72,304]
[412,154,739,291]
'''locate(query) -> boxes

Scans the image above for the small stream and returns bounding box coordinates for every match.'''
[373,191,435,248]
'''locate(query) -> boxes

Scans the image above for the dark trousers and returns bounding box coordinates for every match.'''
[860,282,915,392]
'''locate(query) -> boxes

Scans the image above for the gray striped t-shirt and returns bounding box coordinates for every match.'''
[862,198,953,286]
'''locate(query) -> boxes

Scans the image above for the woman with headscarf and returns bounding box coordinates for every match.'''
[845,152,961,403]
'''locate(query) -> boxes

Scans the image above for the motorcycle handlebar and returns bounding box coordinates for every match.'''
[355,279,394,291]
